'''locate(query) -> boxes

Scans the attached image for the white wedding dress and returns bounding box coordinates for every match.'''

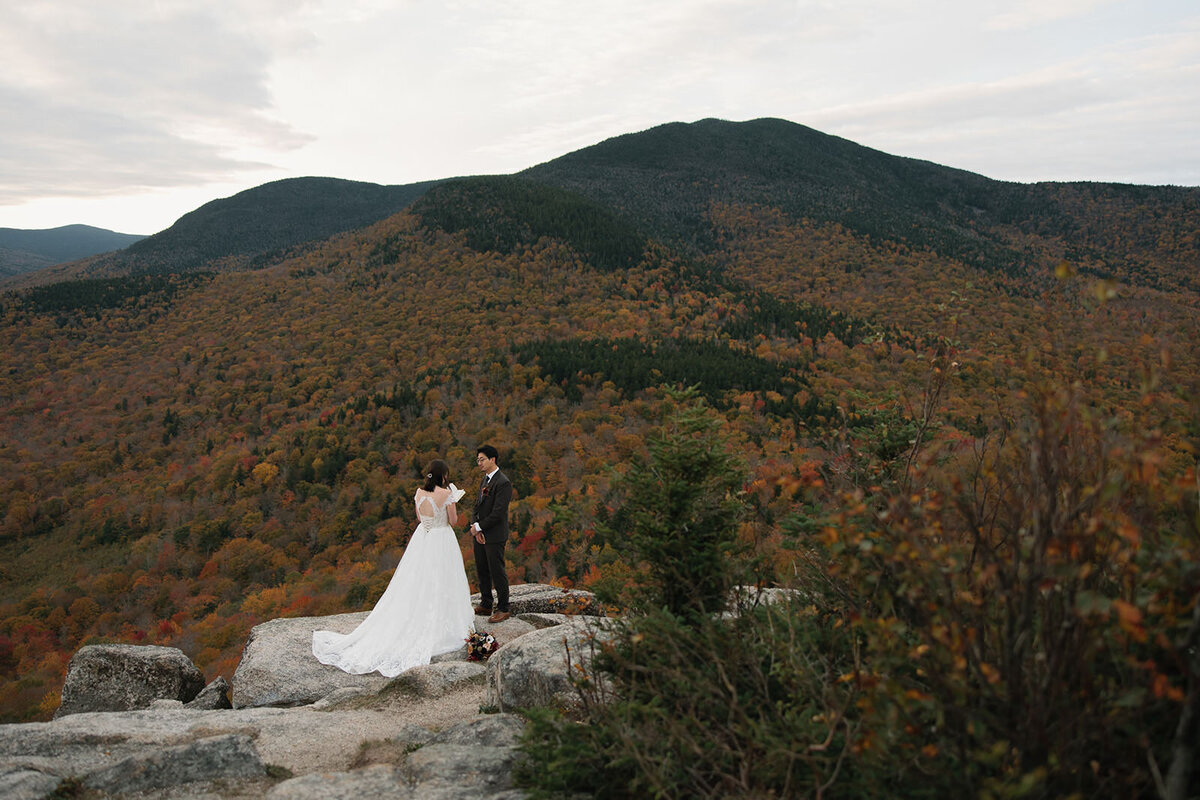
[312,486,475,676]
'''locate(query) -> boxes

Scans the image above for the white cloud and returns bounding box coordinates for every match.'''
[987,0,1121,31]
[803,20,1200,184]
[0,1,311,204]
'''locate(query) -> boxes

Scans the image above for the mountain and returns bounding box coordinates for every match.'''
[523,117,1008,254]
[16,119,1197,295]
[0,224,145,279]
[522,118,1200,292]
[29,177,445,284]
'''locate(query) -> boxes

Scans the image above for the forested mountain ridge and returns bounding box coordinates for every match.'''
[13,117,1196,294]
[0,224,145,279]
[408,176,649,272]
[1,117,1198,795]
[523,117,1200,292]
[12,177,444,286]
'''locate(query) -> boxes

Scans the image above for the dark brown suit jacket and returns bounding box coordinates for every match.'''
[473,470,511,544]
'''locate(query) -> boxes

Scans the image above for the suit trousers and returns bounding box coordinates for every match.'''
[473,538,509,611]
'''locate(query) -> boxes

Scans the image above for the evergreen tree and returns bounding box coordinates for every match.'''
[609,385,747,620]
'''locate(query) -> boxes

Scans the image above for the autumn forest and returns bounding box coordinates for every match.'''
[1,118,1198,797]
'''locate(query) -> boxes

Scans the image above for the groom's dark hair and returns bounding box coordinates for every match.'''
[477,444,499,462]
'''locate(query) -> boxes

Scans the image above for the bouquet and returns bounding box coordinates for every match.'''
[465,631,498,661]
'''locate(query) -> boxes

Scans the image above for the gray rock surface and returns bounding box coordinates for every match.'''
[0,587,608,798]
[231,595,563,709]
[0,702,467,780]
[383,660,487,699]
[0,706,528,799]
[751,586,804,605]
[485,619,612,711]
[56,643,206,718]
[517,612,578,629]
[81,733,265,794]
[0,767,62,800]
[403,742,521,796]
[266,764,412,799]
[473,583,602,616]
[187,676,233,709]
[728,585,805,608]
[150,698,185,710]
[231,612,390,708]
[308,686,373,710]
[428,713,526,748]
[474,615,538,649]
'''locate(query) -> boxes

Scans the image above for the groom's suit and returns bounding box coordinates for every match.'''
[473,470,512,612]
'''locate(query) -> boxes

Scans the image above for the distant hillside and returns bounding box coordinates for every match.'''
[522,118,1200,291]
[0,225,144,279]
[70,177,444,279]
[522,118,1021,267]
[408,176,648,271]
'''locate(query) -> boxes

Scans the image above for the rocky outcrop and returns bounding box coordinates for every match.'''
[187,676,233,709]
[485,618,612,712]
[0,711,277,797]
[265,715,530,799]
[408,715,535,798]
[264,764,410,799]
[0,702,474,797]
[81,732,266,794]
[1,583,608,799]
[232,583,589,709]
[475,583,604,616]
[403,742,521,796]
[728,585,804,608]
[427,713,526,748]
[230,612,387,709]
[481,616,538,648]
[0,768,61,800]
[382,660,487,699]
[232,613,536,709]
[56,643,206,718]
[518,612,580,629]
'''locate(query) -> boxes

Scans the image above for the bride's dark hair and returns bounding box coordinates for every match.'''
[422,460,449,492]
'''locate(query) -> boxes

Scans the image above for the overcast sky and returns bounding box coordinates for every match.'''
[2,0,1197,235]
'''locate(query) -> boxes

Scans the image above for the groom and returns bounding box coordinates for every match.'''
[471,444,512,623]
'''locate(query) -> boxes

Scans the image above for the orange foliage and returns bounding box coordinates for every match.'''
[0,195,1195,725]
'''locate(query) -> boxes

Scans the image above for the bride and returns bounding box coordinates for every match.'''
[312,459,475,676]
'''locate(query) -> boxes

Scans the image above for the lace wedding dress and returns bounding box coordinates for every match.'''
[312,486,475,676]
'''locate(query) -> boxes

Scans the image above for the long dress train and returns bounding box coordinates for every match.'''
[311,487,474,676]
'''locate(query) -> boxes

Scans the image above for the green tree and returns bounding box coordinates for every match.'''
[608,385,747,619]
